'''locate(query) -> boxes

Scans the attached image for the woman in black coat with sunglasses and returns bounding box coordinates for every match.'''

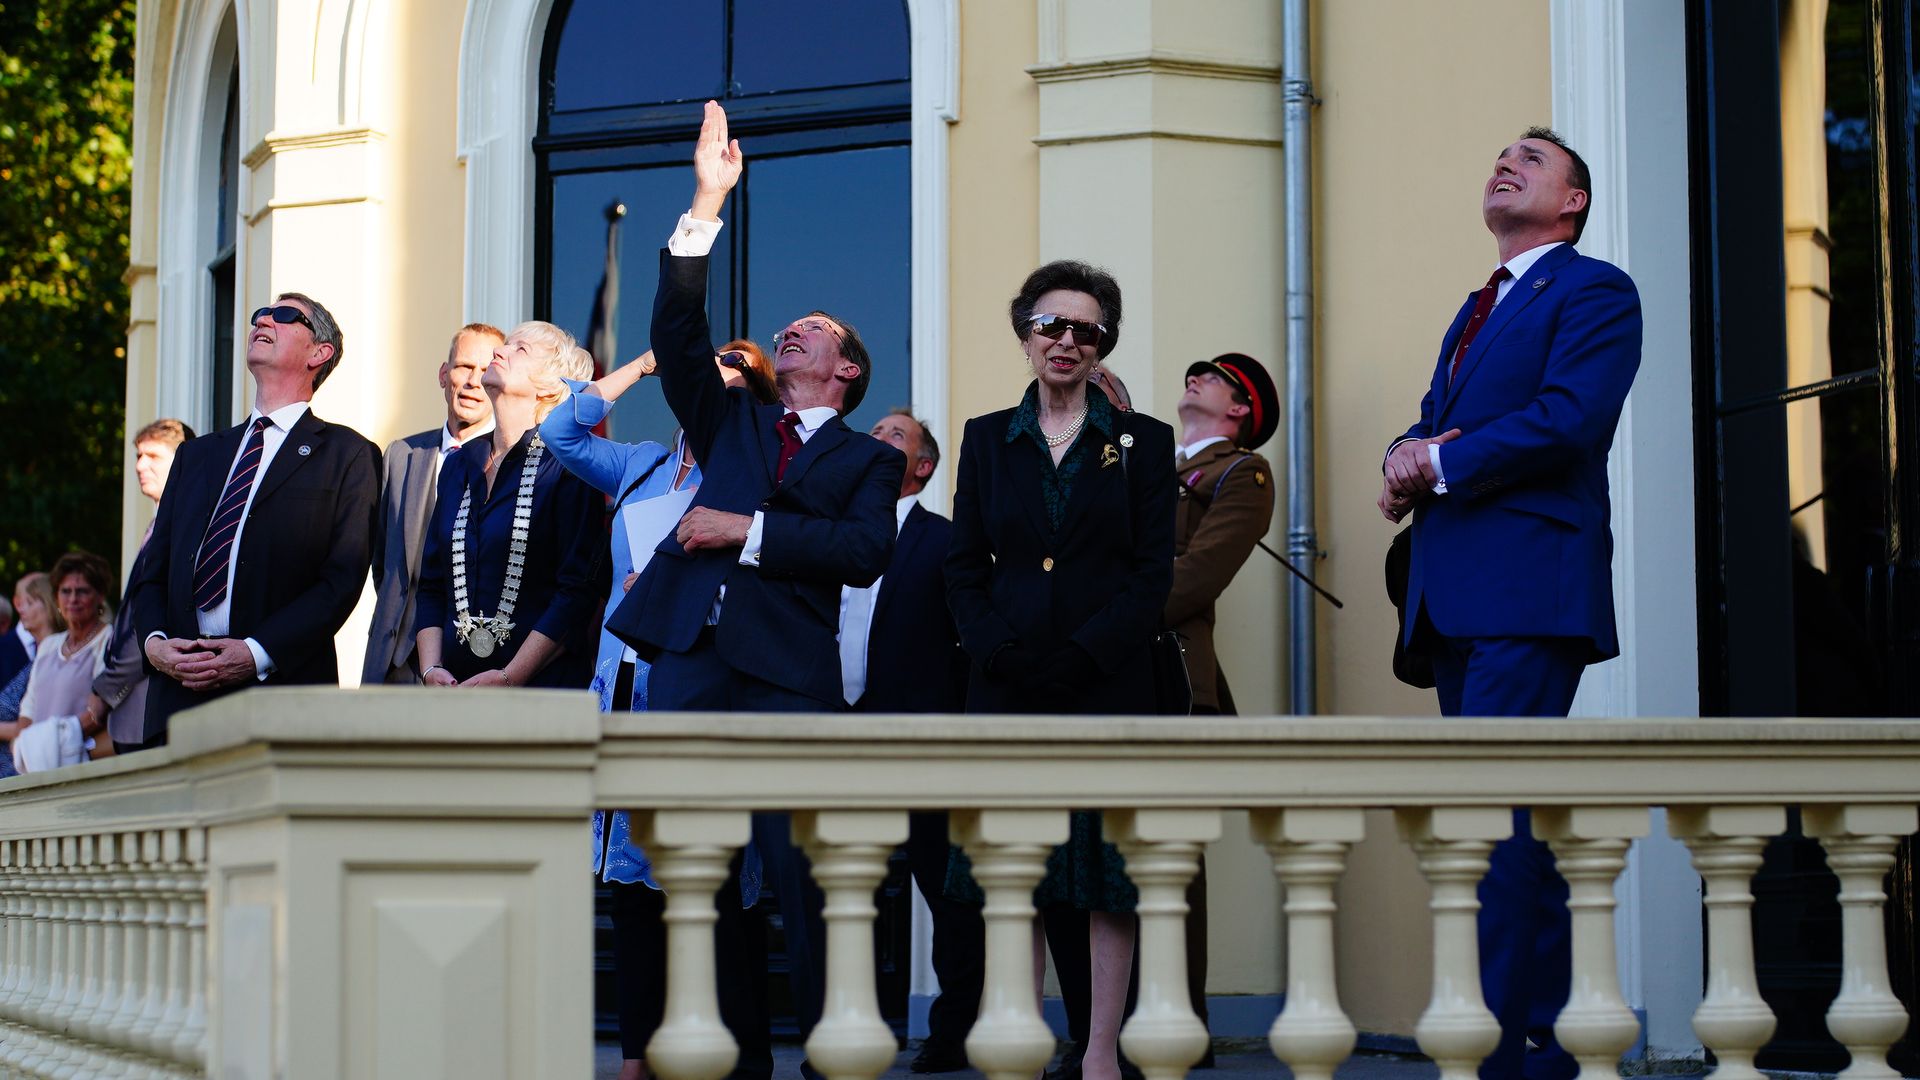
[944,260,1176,1080]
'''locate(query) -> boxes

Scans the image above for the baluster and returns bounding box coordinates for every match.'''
[167,831,208,1071]
[1107,809,1220,1080]
[85,834,133,1077]
[1804,805,1919,1080]
[127,832,170,1061]
[1251,808,1364,1080]
[5,839,52,1073]
[1668,806,1782,1080]
[0,840,23,1065]
[109,832,153,1063]
[79,834,120,1048]
[48,836,100,1079]
[793,811,910,1080]
[32,837,81,1076]
[634,809,752,1080]
[149,831,190,1070]
[1397,807,1510,1080]
[952,809,1070,1080]
[1534,807,1648,1080]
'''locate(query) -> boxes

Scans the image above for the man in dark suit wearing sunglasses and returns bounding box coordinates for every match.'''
[126,293,380,746]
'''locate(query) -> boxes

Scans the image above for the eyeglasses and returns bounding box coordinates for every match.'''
[719,351,750,369]
[1029,313,1107,348]
[250,305,316,335]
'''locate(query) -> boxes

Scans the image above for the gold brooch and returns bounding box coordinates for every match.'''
[1100,444,1119,468]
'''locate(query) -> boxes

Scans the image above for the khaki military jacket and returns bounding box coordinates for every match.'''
[1167,441,1276,711]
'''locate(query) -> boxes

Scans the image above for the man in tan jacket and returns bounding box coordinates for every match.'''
[1170,352,1278,714]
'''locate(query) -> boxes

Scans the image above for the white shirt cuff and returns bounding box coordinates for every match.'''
[245,637,274,681]
[1428,443,1448,495]
[667,213,722,258]
[739,511,766,567]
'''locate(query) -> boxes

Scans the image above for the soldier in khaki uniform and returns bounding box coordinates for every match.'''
[1170,352,1278,714]
[1169,353,1276,1057]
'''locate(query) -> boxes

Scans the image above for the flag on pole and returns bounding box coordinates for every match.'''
[586,199,626,378]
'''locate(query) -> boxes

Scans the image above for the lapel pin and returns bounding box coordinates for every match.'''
[1119,433,1134,448]
[297,444,312,456]
[1532,278,1548,290]
[1100,444,1119,468]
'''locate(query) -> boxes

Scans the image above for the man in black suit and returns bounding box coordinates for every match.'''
[361,322,501,684]
[603,101,903,1080]
[128,292,381,746]
[839,409,979,1072]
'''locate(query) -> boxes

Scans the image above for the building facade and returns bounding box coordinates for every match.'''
[118,0,1920,1065]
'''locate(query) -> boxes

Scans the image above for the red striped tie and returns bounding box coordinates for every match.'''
[192,416,271,612]
[775,412,803,481]
[1449,266,1514,383]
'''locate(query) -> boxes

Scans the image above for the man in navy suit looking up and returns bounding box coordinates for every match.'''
[1380,128,1643,1080]
[603,99,904,1080]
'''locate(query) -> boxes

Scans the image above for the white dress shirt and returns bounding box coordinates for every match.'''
[1178,436,1228,464]
[149,400,311,679]
[837,495,919,705]
[1420,241,1565,495]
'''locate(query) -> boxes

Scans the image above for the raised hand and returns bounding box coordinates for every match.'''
[690,100,743,221]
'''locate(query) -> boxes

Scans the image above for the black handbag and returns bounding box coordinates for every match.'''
[1119,422,1194,715]
[1384,527,1435,688]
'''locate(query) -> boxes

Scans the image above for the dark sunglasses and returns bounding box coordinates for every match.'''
[250,305,316,334]
[1029,313,1107,348]
[719,350,750,369]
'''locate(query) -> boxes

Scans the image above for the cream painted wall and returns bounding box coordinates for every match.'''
[1313,0,1551,1036]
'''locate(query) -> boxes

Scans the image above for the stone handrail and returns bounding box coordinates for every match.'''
[0,690,1914,1080]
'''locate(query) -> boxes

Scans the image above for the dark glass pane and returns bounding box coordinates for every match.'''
[745,146,911,434]
[549,0,725,113]
[547,166,721,448]
[215,69,238,250]
[1823,0,1882,378]
[1785,392,1887,716]
[209,251,235,431]
[730,0,909,96]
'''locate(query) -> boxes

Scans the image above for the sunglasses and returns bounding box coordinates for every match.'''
[1029,313,1107,348]
[719,350,751,369]
[250,305,316,335]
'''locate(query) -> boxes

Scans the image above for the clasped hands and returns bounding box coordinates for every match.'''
[145,636,256,691]
[1377,428,1461,524]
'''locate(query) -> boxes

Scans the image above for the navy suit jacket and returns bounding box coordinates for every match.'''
[857,503,966,714]
[1395,243,1643,660]
[128,409,380,739]
[363,428,441,681]
[604,250,904,707]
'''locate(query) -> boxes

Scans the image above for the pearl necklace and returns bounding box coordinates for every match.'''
[452,433,544,659]
[1040,400,1089,448]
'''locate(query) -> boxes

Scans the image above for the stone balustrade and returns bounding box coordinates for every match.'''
[0,690,1914,1080]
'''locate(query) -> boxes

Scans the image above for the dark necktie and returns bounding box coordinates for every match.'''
[1449,266,1514,383]
[193,416,271,612]
[775,412,804,481]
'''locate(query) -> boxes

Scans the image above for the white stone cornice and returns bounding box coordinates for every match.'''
[239,124,385,169]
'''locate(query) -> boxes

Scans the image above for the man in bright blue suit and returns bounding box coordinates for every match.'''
[1380,127,1643,1080]
[603,99,904,1080]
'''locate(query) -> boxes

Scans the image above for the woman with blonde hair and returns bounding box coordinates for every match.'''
[414,321,607,690]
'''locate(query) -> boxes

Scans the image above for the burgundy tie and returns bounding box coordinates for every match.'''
[775,412,803,481]
[1449,266,1514,383]
[193,416,271,611]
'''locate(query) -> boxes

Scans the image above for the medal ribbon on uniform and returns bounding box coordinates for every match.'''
[452,433,544,660]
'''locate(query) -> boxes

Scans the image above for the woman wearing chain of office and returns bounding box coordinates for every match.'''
[414,322,606,690]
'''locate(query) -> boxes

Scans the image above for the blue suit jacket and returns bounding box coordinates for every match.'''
[604,250,904,706]
[1395,243,1642,660]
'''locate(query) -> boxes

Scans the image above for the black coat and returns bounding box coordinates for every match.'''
[945,399,1176,714]
[856,503,966,714]
[128,408,380,739]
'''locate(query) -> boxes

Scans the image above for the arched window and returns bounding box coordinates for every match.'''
[536,0,912,441]
[207,65,240,429]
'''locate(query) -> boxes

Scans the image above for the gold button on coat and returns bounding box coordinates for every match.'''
[1042,557,1054,572]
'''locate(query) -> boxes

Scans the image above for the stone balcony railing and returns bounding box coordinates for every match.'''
[0,689,1916,1080]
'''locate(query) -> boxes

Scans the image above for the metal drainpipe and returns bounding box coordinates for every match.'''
[1282,0,1320,715]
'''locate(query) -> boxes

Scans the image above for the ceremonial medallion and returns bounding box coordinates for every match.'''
[469,626,497,659]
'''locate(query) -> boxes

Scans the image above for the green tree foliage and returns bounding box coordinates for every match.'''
[0,0,137,591]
